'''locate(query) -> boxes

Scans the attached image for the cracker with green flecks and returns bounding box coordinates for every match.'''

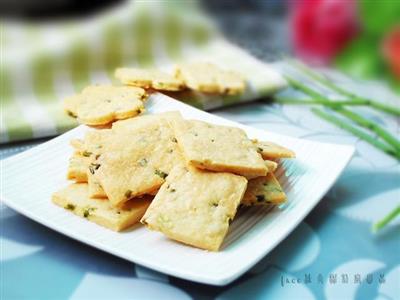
[174,62,245,95]
[112,111,181,133]
[254,140,295,159]
[170,117,267,177]
[94,118,184,207]
[69,129,113,195]
[115,68,185,91]
[264,160,278,172]
[242,173,286,206]
[52,183,151,231]
[87,169,107,198]
[63,85,147,126]
[80,129,113,156]
[66,152,91,182]
[141,165,247,251]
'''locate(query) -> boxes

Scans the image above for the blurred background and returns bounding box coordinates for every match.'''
[2,0,399,92]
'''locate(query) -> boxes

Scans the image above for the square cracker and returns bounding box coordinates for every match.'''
[67,152,91,182]
[52,183,151,231]
[88,170,107,198]
[94,118,184,207]
[112,111,181,133]
[68,129,112,194]
[170,117,267,177]
[141,165,248,251]
[254,140,295,159]
[174,62,245,95]
[115,68,184,91]
[242,173,286,206]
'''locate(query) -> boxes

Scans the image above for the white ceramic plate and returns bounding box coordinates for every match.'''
[0,93,354,285]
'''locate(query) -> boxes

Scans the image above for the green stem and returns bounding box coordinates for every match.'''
[334,108,400,152]
[372,205,400,232]
[275,97,367,106]
[311,108,400,159]
[284,75,325,100]
[369,100,400,116]
[287,61,400,116]
[276,95,400,154]
[288,59,356,97]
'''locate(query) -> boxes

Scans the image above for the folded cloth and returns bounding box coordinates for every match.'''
[1,1,286,143]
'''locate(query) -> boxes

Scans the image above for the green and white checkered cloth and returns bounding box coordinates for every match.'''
[1,1,286,143]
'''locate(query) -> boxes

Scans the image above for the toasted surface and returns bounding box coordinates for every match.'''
[141,165,248,251]
[242,173,286,206]
[67,152,91,182]
[87,170,107,198]
[64,95,81,117]
[112,111,181,133]
[174,62,245,95]
[94,119,184,207]
[254,140,295,159]
[52,183,151,231]
[265,160,278,172]
[63,85,147,126]
[80,129,113,156]
[115,68,185,91]
[170,118,267,177]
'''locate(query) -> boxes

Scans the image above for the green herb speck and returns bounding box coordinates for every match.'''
[139,158,148,167]
[257,147,263,153]
[83,207,96,218]
[89,163,101,174]
[155,169,168,179]
[82,151,92,157]
[171,137,177,143]
[65,204,75,210]
[125,190,132,199]
[256,195,265,202]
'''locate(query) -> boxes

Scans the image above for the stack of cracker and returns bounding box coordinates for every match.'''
[64,63,246,127]
[57,62,293,250]
[53,111,294,251]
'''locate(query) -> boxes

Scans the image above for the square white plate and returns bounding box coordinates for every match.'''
[1,93,354,285]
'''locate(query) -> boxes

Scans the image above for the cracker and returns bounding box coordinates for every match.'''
[174,62,245,95]
[63,85,147,126]
[112,111,181,133]
[141,166,247,251]
[52,183,151,231]
[170,118,267,177]
[254,140,295,159]
[242,173,286,206]
[66,152,91,182]
[80,129,113,156]
[87,170,107,198]
[64,95,81,117]
[94,119,184,207]
[115,68,185,91]
[265,160,278,172]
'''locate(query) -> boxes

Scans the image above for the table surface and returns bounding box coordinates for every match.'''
[2,81,399,299]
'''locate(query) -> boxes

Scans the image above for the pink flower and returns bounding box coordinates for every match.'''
[290,0,359,65]
[382,25,400,80]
